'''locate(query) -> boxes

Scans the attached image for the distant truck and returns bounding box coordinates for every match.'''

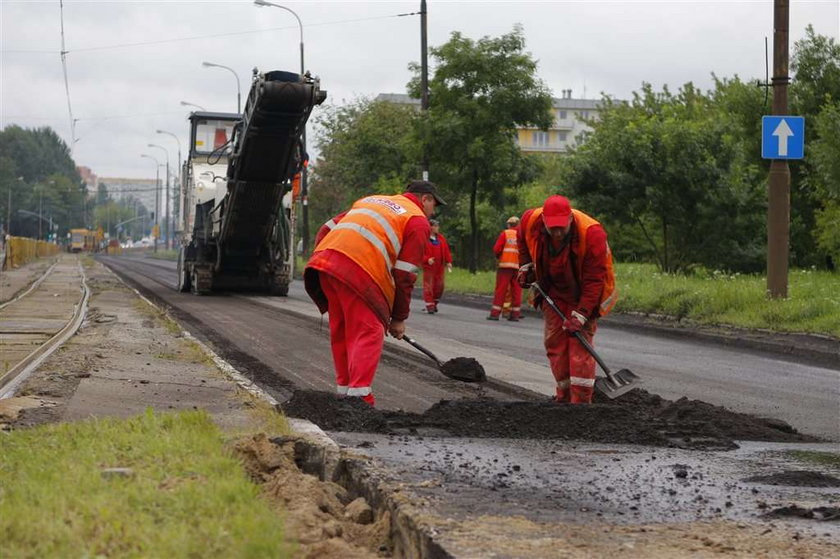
[177,70,326,295]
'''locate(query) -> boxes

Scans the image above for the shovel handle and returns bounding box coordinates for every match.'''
[403,335,444,368]
[531,283,617,381]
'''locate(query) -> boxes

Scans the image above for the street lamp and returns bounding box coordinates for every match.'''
[156,129,182,247]
[253,0,311,254]
[180,100,207,111]
[148,143,171,250]
[202,61,242,113]
[140,153,161,253]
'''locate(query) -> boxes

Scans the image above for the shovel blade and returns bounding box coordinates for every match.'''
[595,368,642,399]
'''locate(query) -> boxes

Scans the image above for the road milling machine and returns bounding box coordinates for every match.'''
[177,70,326,295]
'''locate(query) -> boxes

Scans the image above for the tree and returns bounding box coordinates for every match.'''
[564,81,767,273]
[408,26,553,272]
[791,26,840,268]
[310,98,421,236]
[0,125,83,239]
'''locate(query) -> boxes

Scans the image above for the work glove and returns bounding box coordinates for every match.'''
[427,257,435,265]
[446,263,453,273]
[517,263,535,288]
[562,310,587,334]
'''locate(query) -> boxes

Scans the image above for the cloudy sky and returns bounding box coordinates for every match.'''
[2,0,838,180]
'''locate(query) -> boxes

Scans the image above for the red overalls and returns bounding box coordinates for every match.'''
[422,233,452,313]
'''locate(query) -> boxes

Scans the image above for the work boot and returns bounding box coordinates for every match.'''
[508,316,520,322]
[486,314,499,321]
[425,305,435,314]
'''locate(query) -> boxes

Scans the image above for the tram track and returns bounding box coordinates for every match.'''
[0,256,90,398]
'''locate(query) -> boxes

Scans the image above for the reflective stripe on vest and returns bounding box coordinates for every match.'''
[313,194,425,308]
[524,207,618,316]
[499,228,519,269]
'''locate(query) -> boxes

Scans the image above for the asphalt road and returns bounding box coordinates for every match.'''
[100,254,839,441]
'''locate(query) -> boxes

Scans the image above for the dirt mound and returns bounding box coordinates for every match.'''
[744,470,840,487]
[281,389,820,449]
[234,433,389,558]
[764,505,840,521]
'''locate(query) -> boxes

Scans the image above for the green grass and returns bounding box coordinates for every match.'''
[440,263,840,337]
[0,409,292,558]
[782,450,840,469]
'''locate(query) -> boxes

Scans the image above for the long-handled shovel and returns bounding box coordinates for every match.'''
[531,283,641,399]
[403,335,486,383]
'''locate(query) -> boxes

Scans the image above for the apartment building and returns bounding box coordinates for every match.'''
[375,90,601,154]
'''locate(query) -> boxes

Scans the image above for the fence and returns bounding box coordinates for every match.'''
[1,236,59,270]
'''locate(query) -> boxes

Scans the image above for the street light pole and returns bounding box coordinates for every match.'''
[141,154,161,253]
[253,0,310,253]
[148,143,171,250]
[156,129,182,248]
[202,62,242,113]
[180,101,207,111]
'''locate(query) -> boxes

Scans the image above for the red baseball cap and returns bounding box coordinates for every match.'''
[542,195,572,228]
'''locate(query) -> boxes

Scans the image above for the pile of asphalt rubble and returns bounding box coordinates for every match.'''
[282,388,822,450]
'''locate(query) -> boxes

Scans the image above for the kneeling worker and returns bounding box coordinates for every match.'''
[304,180,445,406]
[517,195,616,404]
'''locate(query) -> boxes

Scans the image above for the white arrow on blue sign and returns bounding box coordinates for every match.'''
[761,116,805,159]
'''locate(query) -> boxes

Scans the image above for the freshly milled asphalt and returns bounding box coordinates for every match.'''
[100,254,839,441]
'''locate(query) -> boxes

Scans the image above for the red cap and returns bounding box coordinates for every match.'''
[542,195,572,228]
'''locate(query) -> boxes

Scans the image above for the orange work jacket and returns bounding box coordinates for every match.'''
[498,229,519,269]
[313,194,425,308]
[524,207,618,316]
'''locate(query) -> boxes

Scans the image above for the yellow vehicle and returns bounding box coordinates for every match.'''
[69,229,97,253]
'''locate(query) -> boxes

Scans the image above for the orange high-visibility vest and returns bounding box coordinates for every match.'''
[314,194,425,308]
[498,229,519,269]
[524,207,618,316]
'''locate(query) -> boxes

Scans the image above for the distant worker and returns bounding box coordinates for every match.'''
[488,216,522,321]
[304,180,445,406]
[422,218,453,314]
[517,195,616,404]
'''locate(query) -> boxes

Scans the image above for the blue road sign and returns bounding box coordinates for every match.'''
[762,116,805,160]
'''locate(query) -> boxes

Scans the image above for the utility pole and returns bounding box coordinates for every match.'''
[767,0,790,299]
[420,0,429,181]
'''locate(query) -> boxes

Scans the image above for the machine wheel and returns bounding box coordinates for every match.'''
[177,249,191,292]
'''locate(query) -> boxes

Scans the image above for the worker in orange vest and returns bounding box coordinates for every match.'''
[304,180,445,406]
[422,219,453,314]
[517,195,616,404]
[488,216,522,321]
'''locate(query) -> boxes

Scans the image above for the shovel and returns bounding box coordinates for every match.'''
[531,283,641,399]
[402,335,486,383]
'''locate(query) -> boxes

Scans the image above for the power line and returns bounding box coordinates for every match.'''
[59,0,76,155]
[2,12,417,55]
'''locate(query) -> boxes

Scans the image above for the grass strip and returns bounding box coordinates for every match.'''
[439,263,839,337]
[0,409,292,558]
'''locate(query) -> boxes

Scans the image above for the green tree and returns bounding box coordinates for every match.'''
[791,26,840,268]
[565,81,766,273]
[408,26,553,272]
[0,125,83,239]
[310,98,421,236]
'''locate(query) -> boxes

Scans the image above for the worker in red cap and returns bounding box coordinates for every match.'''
[305,180,445,406]
[488,215,523,321]
[516,195,617,404]
[422,219,453,314]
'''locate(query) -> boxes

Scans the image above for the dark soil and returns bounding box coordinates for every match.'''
[744,470,840,487]
[764,505,840,521]
[281,388,822,450]
[440,357,486,383]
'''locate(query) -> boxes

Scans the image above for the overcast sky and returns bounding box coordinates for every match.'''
[1,0,838,180]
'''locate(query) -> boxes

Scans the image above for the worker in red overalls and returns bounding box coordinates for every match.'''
[488,216,522,321]
[304,180,445,406]
[422,219,453,314]
[517,195,616,404]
